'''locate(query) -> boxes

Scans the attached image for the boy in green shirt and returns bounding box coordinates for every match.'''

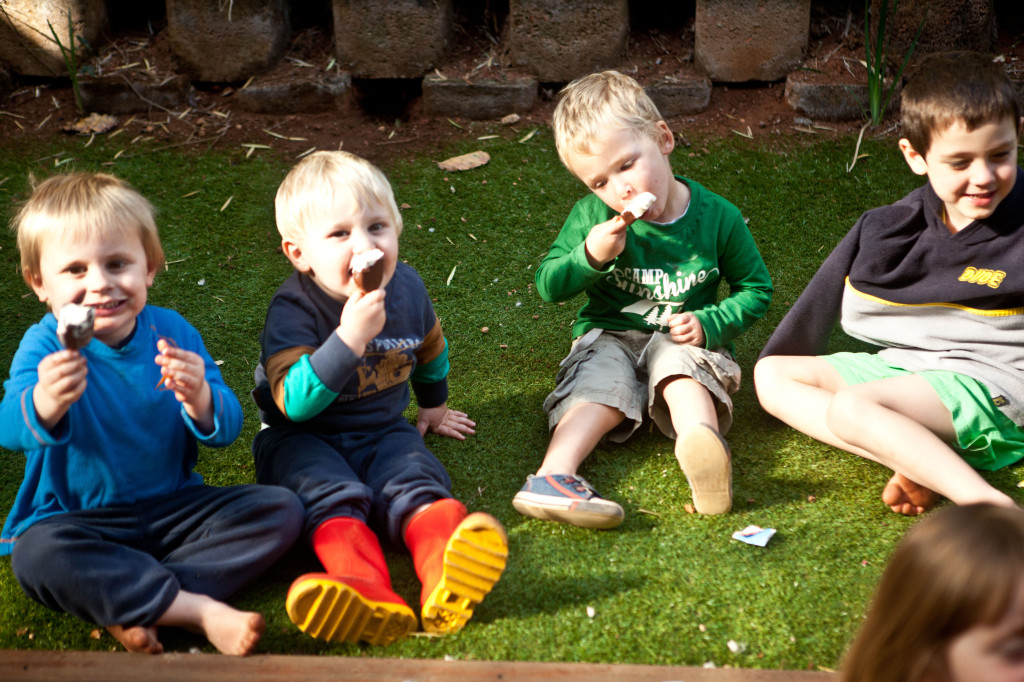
[513,71,773,529]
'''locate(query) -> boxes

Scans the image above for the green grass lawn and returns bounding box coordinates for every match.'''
[2,126,1020,669]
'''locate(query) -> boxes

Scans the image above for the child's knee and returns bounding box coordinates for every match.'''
[753,356,781,406]
[824,388,863,439]
[263,487,305,542]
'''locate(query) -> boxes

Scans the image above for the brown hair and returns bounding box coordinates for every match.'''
[12,172,164,291]
[841,503,1024,682]
[900,51,1021,157]
[552,70,665,170]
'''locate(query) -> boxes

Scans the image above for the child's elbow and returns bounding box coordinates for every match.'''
[537,288,559,304]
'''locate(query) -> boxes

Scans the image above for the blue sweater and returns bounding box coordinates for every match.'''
[0,305,243,555]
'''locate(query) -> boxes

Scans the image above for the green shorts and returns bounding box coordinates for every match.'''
[823,352,1024,471]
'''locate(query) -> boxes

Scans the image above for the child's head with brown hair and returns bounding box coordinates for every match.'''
[900,51,1022,160]
[897,52,1022,232]
[552,70,667,171]
[11,172,164,347]
[842,503,1024,682]
[274,150,402,301]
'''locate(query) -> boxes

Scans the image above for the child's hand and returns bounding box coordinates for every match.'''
[667,312,706,347]
[155,339,214,432]
[33,350,88,430]
[337,289,386,356]
[584,216,628,268]
[416,404,476,441]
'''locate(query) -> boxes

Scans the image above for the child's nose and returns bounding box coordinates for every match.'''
[350,230,375,254]
[86,266,111,290]
[971,160,996,185]
[614,178,634,201]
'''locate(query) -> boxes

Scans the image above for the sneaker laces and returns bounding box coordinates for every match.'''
[559,475,599,498]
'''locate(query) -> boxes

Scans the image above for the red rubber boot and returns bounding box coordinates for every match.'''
[404,498,509,635]
[286,516,417,645]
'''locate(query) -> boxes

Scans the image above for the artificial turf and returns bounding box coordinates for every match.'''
[1,126,1019,669]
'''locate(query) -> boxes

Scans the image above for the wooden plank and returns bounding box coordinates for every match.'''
[0,650,835,682]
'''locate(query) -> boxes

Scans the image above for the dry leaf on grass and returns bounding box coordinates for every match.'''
[62,113,119,135]
[437,150,490,172]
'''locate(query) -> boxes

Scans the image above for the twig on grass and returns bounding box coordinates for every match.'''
[846,122,870,173]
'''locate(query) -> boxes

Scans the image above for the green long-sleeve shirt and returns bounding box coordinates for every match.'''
[536,177,773,352]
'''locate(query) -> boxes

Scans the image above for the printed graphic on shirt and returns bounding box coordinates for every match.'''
[354,337,418,398]
[611,264,720,328]
[958,267,1006,289]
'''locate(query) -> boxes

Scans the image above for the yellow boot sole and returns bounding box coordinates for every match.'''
[286,573,417,646]
[421,513,509,635]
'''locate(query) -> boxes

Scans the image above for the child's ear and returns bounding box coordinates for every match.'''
[25,270,47,304]
[281,239,310,273]
[655,121,675,155]
[898,138,929,176]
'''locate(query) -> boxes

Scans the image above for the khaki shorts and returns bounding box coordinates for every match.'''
[543,329,741,442]
[824,351,1024,471]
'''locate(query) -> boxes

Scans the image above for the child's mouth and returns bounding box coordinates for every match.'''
[89,300,126,314]
[965,191,995,202]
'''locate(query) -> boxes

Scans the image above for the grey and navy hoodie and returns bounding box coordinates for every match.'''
[760,168,1024,427]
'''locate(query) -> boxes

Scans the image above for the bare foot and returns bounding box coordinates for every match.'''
[199,604,265,656]
[882,472,940,516]
[106,624,164,654]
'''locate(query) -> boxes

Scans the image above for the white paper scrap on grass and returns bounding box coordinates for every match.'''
[732,525,776,547]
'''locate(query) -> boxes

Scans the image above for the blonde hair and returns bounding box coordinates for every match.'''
[274,150,402,243]
[842,503,1024,682]
[901,51,1021,158]
[12,172,164,290]
[552,70,665,170]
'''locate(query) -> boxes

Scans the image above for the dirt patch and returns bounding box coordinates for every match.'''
[2,10,1023,169]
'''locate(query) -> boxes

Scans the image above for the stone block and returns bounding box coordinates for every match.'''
[79,76,189,114]
[166,0,290,83]
[870,0,996,70]
[0,0,107,77]
[647,76,712,117]
[509,0,629,83]
[695,0,810,82]
[784,76,868,121]
[421,75,537,120]
[332,0,452,79]
[235,74,352,114]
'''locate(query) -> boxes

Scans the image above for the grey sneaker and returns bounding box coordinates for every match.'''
[675,423,732,514]
[512,474,624,529]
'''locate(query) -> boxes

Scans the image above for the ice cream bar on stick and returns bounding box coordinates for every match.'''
[56,302,94,350]
[619,192,656,226]
[350,248,385,292]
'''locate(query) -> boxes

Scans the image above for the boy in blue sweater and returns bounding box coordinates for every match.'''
[252,151,507,646]
[0,173,303,655]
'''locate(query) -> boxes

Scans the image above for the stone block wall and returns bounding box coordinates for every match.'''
[0,0,1013,122]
